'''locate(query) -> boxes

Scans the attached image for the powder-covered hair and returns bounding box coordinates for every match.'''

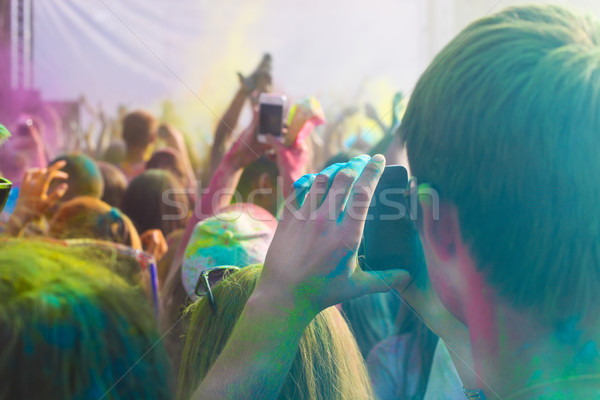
[98,161,129,208]
[0,239,171,399]
[49,153,104,201]
[177,264,374,400]
[49,196,141,250]
[146,148,187,186]
[400,4,600,321]
[121,169,189,237]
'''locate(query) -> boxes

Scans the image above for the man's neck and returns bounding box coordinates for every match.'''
[125,147,148,164]
[466,305,600,399]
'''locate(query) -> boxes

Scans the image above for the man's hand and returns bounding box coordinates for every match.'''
[224,114,270,170]
[257,154,409,317]
[238,53,272,99]
[266,133,309,199]
[193,155,409,400]
[7,162,69,236]
[16,161,69,216]
[158,123,185,149]
[140,229,168,262]
[365,102,380,122]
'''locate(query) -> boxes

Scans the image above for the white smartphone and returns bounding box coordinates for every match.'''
[257,93,287,143]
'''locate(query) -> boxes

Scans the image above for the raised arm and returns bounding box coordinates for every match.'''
[6,162,68,237]
[208,54,272,180]
[364,102,390,135]
[267,136,310,201]
[165,117,268,287]
[157,123,197,197]
[192,154,409,399]
[94,107,111,159]
[207,87,249,179]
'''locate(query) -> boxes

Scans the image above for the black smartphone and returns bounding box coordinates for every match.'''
[358,165,425,275]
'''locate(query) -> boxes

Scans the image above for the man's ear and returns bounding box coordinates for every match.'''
[420,199,461,262]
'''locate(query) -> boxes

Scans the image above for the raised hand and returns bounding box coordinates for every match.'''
[224,113,270,170]
[238,53,272,98]
[158,123,184,149]
[17,161,69,216]
[7,161,69,236]
[140,229,169,262]
[266,133,310,200]
[258,154,409,316]
[364,102,380,121]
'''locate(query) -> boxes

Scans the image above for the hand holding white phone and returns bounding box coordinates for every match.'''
[257,93,287,144]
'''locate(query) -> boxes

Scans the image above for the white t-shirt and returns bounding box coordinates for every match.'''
[423,340,464,400]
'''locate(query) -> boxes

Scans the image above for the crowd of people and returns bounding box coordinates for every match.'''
[2,4,600,399]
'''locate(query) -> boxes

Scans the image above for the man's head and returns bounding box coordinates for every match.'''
[122,110,158,152]
[49,196,141,250]
[97,161,128,208]
[49,153,104,202]
[0,239,171,399]
[120,169,189,237]
[400,5,600,323]
[177,264,373,400]
[146,148,187,185]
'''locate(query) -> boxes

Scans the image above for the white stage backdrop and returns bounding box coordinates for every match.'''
[33,0,454,142]
[34,0,599,144]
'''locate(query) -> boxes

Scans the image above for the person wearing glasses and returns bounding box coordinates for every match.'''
[177,264,373,400]
[161,104,311,378]
[162,203,277,382]
[192,5,600,400]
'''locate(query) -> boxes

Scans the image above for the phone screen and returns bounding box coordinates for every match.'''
[358,165,425,277]
[259,104,283,136]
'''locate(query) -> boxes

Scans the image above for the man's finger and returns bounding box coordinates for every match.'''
[47,170,69,182]
[265,134,283,150]
[292,174,316,209]
[342,154,385,234]
[47,160,67,172]
[300,163,344,217]
[323,155,370,220]
[350,268,411,298]
[277,174,314,223]
[145,240,157,255]
[42,170,69,194]
[22,169,36,186]
[46,183,68,207]
[159,240,168,256]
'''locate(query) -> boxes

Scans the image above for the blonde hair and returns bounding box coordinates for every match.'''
[177,265,374,400]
